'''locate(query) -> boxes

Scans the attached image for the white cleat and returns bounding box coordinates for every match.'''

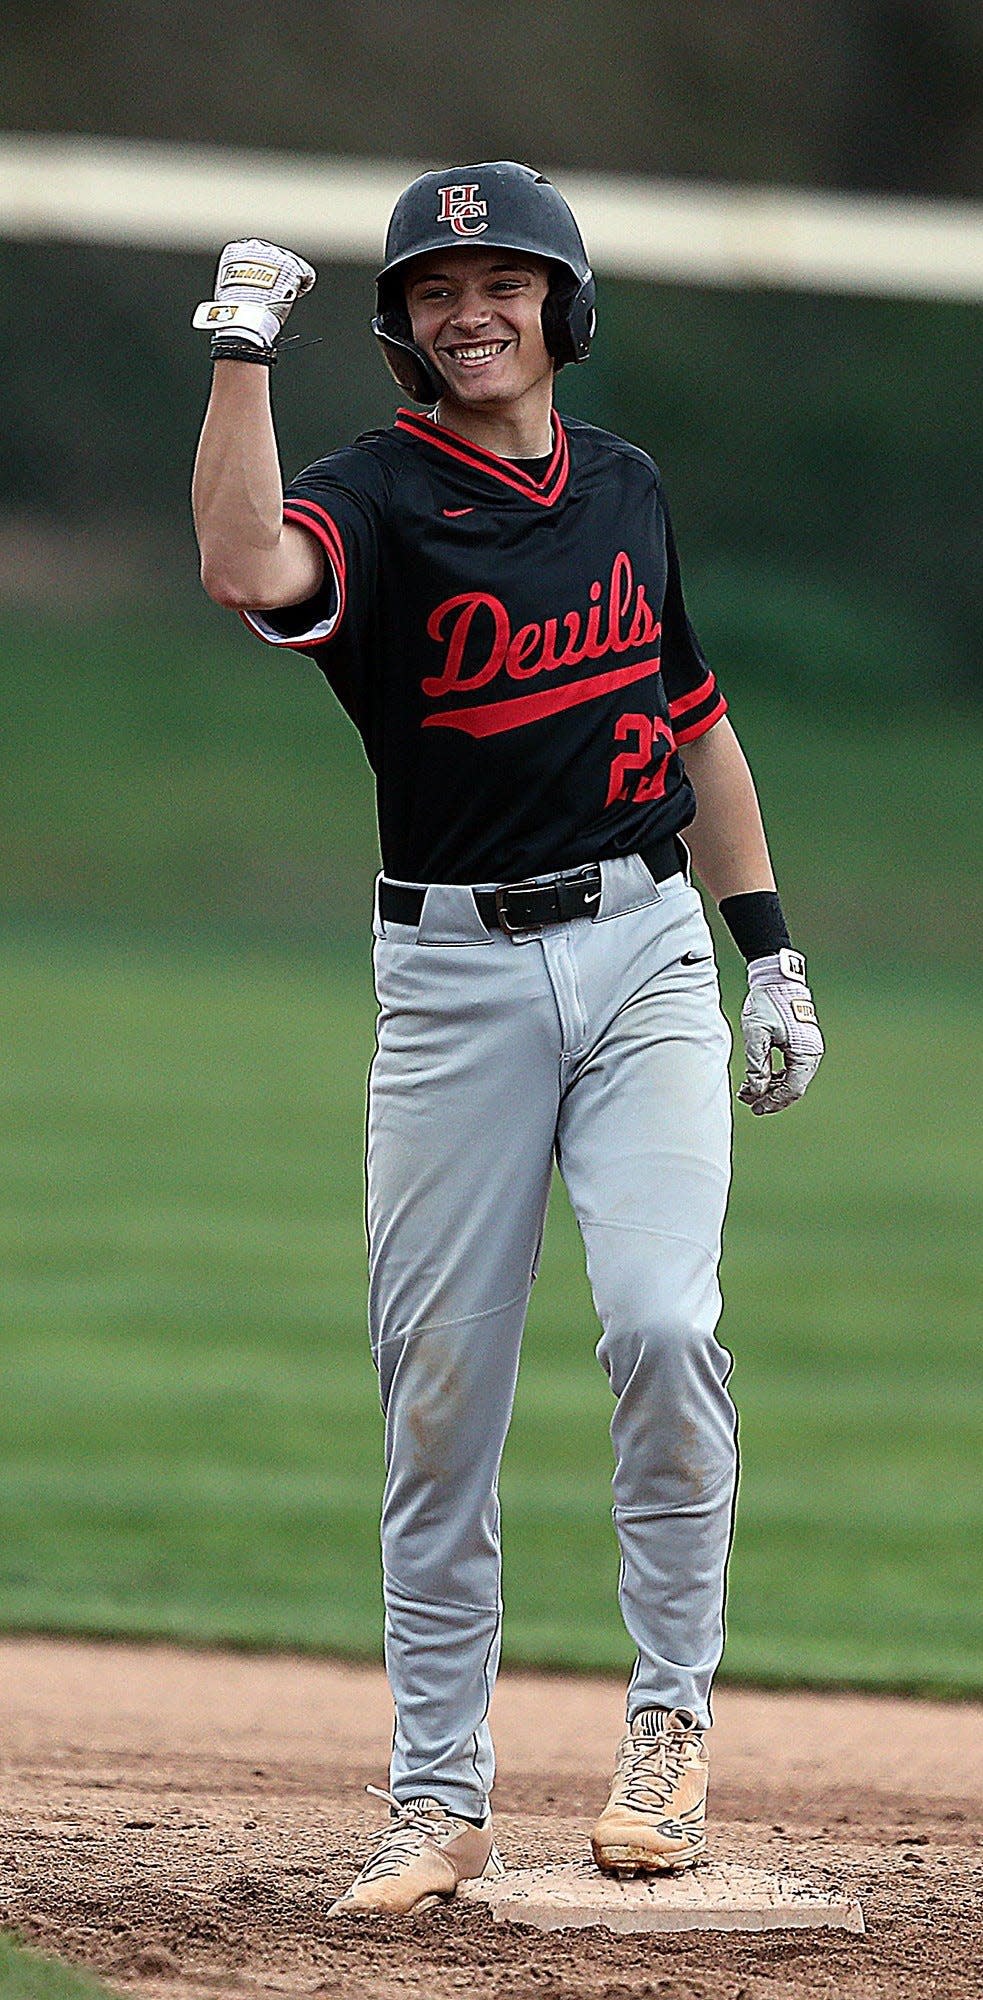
[328,1787,503,1917]
[591,1707,709,1875]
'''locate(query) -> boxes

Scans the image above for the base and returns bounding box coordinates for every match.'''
[460,1857,866,1935]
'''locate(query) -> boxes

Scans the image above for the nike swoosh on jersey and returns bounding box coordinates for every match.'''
[442,506,475,518]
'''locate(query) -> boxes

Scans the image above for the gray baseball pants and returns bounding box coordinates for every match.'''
[367,852,737,1822]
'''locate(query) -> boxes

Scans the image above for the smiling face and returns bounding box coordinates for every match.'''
[404,247,554,422]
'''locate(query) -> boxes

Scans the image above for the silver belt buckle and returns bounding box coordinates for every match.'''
[494,880,543,937]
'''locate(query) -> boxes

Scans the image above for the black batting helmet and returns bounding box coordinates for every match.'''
[372,161,596,403]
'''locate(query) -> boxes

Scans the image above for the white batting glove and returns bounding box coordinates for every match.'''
[738,948,824,1115]
[192,239,316,352]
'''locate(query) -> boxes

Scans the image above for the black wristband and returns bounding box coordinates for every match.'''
[210,336,277,366]
[718,890,792,963]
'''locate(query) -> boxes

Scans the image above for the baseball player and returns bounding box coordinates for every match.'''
[192,163,823,1917]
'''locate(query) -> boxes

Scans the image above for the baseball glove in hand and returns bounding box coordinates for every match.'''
[192,239,316,352]
[739,948,824,1115]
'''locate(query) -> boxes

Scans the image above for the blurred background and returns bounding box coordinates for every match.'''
[1,2,980,1694]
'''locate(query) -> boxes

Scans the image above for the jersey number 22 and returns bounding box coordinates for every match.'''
[604,712,674,809]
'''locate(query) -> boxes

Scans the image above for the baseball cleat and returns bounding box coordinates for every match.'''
[328,1787,502,1916]
[590,1707,709,1874]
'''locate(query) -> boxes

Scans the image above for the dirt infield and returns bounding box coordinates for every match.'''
[0,1639,979,2000]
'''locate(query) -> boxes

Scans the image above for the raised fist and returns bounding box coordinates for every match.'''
[193,239,317,352]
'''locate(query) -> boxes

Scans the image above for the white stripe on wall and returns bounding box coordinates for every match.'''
[2,133,981,300]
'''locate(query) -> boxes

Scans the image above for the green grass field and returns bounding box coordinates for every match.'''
[0,613,980,1695]
[0,1935,115,2000]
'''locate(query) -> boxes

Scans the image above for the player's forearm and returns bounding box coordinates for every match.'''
[192,364,292,607]
[680,717,777,902]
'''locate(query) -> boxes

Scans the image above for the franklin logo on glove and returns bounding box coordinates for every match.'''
[222,261,281,288]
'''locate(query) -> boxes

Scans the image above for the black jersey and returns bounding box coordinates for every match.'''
[244,410,726,884]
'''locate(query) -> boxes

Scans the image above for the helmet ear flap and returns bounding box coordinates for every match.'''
[542,264,596,370]
[371,315,444,402]
[371,286,445,403]
[540,274,569,365]
[566,276,597,363]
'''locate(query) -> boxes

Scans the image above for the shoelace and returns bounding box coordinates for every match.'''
[354,1786,454,1883]
[612,1730,699,1814]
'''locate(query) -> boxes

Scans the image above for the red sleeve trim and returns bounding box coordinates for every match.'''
[674,693,728,742]
[668,669,717,721]
[283,499,347,629]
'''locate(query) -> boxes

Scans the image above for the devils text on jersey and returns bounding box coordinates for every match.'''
[243,411,726,884]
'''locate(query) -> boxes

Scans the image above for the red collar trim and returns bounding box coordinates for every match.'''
[395,409,570,507]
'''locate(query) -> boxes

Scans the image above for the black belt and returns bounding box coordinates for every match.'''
[378,834,685,937]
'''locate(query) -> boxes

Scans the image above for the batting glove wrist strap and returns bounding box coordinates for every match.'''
[194,300,283,350]
[192,238,316,357]
[747,947,808,988]
[739,948,824,1115]
[209,334,278,366]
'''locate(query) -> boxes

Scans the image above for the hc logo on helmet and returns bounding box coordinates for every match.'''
[436,185,489,236]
